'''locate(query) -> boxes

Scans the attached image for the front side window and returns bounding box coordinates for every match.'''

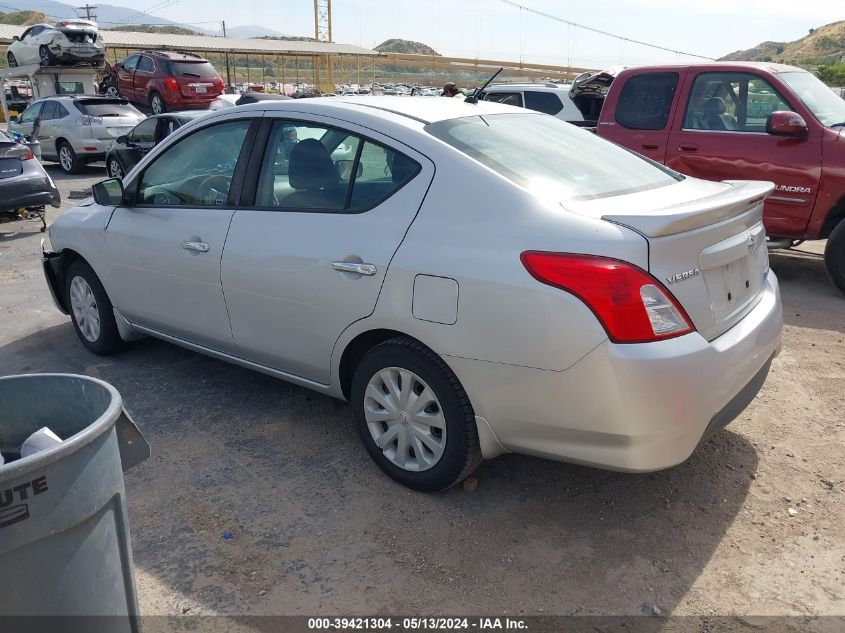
[426,113,682,201]
[122,55,139,71]
[129,118,157,144]
[486,92,524,107]
[524,91,563,116]
[19,102,43,124]
[615,72,678,130]
[137,119,251,207]
[254,120,419,212]
[684,72,792,133]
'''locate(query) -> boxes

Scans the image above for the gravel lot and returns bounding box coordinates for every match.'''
[1,163,843,625]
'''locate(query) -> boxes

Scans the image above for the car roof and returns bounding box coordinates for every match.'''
[617,61,806,75]
[140,50,208,62]
[168,110,210,121]
[245,95,520,125]
[486,83,571,91]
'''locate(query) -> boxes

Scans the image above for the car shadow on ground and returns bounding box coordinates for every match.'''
[0,323,759,619]
[769,247,844,332]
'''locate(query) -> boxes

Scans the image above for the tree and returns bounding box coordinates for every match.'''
[816,63,845,86]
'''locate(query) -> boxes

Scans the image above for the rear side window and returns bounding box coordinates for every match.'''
[524,91,563,115]
[40,101,58,120]
[614,72,678,130]
[164,61,218,78]
[485,92,524,107]
[137,56,154,72]
[74,99,140,117]
[253,119,419,212]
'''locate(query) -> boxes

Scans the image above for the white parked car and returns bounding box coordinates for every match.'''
[42,97,782,491]
[6,20,105,68]
[479,83,588,125]
[9,95,145,174]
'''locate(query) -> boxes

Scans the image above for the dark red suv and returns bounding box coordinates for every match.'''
[105,50,224,114]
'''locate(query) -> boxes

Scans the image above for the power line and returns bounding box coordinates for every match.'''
[497,0,713,61]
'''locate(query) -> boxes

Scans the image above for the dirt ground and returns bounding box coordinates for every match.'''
[0,164,843,625]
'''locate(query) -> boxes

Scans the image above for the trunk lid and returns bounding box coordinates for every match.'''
[566,178,774,341]
[569,66,623,120]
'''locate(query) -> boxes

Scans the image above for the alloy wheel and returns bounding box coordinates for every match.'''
[151,95,164,114]
[69,276,101,343]
[39,46,51,66]
[59,146,74,172]
[7,53,17,67]
[108,157,123,179]
[363,367,447,472]
[106,85,119,98]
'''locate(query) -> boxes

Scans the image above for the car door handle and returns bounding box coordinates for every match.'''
[678,144,699,153]
[641,143,659,150]
[332,261,377,276]
[180,240,209,253]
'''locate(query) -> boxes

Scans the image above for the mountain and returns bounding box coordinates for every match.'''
[107,24,201,35]
[720,20,845,66]
[375,39,439,56]
[224,25,286,38]
[0,10,47,25]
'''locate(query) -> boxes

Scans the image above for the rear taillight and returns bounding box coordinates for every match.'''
[520,251,694,343]
[165,77,179,92]
[76,115,103,126]
[3,144,34,160]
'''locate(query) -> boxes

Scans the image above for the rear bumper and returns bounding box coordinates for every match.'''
[446,273,783,471]
[163,94,216,109]
[0,164,61,211]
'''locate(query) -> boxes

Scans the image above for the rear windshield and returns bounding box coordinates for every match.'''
[74,99,140,117]
[163,61,218,78]
[425,113,682,201]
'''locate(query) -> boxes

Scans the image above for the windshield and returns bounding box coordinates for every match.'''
[425,113,682,201]
[74,99,141,118]
[164,61,218,78]
[779,72,845,128]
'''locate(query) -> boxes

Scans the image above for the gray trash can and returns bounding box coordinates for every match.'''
[0,374,150,633]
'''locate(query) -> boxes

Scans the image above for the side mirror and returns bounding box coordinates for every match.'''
[12,35,19,41]
[336,160,363,180]
[116,135,129,145]
[766,111,808,138]
[92,178,126,206]
[9,115,19,123]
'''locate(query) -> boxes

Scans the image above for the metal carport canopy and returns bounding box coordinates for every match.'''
[0,23,378,56]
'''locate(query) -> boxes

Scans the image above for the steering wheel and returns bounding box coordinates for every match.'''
[196,174,232,206]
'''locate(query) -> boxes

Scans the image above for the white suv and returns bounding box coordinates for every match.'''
[479,83,588,125]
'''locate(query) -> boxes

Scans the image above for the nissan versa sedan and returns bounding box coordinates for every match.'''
[42,97,783,491]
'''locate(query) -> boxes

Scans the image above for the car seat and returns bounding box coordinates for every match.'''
[284,138,344,209]
[702,97,738,131]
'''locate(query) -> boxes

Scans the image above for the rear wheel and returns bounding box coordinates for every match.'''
[65,260,124,355]
[149,92,166,114]
[351,337,482,491]
[7,52,17,67]
[39,45,53,67]
[57,141,81,174]
[824,221,845,294]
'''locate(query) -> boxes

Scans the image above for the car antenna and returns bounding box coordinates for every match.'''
[464,67,503,104]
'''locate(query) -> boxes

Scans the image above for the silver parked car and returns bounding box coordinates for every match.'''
[6,20,105,68]
[9,96,145,174]
[42,97,783,491]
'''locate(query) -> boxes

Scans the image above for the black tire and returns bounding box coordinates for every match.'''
[64,260,124,355]
[107,155,124,179]
[351,337,482,492]
[149,92,166,114]
[57,141,81,174]
[7,52,17,67]
[824,221,845,295]
[39,45,53,67]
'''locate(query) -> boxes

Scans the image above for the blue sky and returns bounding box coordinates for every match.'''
[99,0,843,68]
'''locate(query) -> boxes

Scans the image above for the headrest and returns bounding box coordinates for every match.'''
[704,97,727,115]
[288,139,338,190]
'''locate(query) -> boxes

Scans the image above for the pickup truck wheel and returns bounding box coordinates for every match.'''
[350,337,482,492]
[149,92,166,114]
[824,221,845,294]
[7,52,17,67]
[57,141,81,174]
[65,260,124,355]
[39,45,53,67]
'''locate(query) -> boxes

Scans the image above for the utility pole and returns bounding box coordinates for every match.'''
[75,4,97,20]
[222,20,233,92]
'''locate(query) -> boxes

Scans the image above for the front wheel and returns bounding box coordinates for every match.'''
[7,52,17,67]
[65,260,124,355]
[351,337,482,492]
[107,155,124,179]
[824,221,845,294]
[57,141,81,174]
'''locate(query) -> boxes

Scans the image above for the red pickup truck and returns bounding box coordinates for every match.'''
[571,62,845,292]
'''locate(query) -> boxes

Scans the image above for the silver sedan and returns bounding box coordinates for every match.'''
[42,97,783,491]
